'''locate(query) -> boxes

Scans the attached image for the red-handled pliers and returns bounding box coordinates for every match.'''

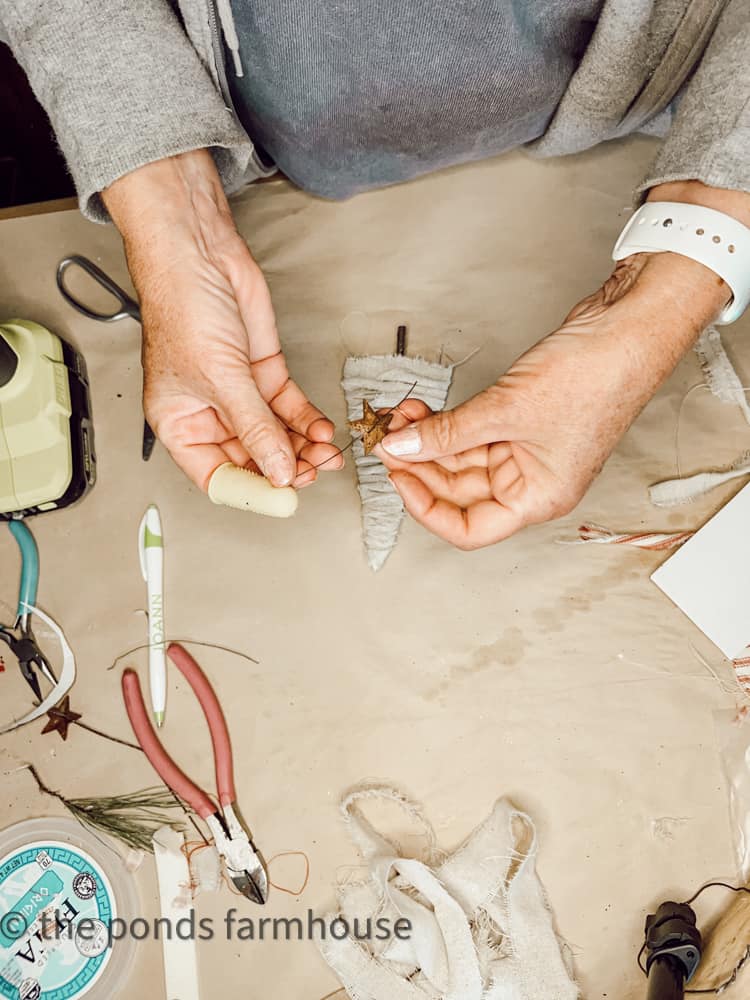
[122,643,268,904]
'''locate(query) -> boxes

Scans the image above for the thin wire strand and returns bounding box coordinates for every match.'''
[60,716,142,752]
[683,881,750,908]
[310,381,418,471]
[108,638,259,671]
[686,947,750,995]
[675,382,710,479]
[688,644,742,700]
[267,850,311,896]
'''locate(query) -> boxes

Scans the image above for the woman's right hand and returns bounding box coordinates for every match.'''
[103,149,343,491]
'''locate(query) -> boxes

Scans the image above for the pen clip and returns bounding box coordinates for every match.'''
[137,510,148,582]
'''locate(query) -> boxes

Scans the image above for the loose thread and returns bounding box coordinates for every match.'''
[668,375,750,491]
[674,382,710,481]
[108,638,259,671]
[443,345,482,369]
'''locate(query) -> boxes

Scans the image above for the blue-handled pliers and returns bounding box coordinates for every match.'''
[0,520,57,702]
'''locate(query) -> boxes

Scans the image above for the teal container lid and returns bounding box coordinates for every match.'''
[0,818,138,1000]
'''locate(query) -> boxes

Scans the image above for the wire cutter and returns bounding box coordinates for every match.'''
[0,520,57,701]
[122,642,268,904]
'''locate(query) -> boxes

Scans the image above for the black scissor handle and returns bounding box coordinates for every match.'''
[56,255,141,323]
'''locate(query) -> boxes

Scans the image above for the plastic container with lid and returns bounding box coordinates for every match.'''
[0,818,138,1000]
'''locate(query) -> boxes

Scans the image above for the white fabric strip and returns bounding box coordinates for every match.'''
[649,456,750,507]
[153,826,201,1000]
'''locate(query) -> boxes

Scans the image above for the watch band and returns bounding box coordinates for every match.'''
[612,202,750,325]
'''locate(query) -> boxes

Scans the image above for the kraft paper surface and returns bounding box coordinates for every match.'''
[1,138,749,998]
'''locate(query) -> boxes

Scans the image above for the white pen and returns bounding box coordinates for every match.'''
[138,504,166,727]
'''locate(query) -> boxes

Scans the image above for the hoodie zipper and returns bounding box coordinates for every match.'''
[206,0,234,108]
[205,0,275,174]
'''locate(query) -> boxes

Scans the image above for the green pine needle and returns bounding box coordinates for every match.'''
[25,765,186,853]
[67,787,186,853]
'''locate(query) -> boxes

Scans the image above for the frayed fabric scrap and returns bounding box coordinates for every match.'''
[314,785,579,1000]
[649,452,750,507]
[648,327,750,507]
[694,326,750,425]
[342,355,454,571]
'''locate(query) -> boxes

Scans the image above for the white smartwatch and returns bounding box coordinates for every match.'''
[612,201,750,325]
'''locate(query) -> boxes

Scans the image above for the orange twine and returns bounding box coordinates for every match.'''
[213,848,311,898]
[268,851,311,896]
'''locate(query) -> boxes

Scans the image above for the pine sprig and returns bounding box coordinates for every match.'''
[25,765,185,853]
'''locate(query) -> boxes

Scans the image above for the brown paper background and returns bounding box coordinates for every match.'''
[2,137,749,998]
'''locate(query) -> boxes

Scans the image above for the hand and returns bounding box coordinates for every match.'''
[377,250,731,550]
[104,150,343,490]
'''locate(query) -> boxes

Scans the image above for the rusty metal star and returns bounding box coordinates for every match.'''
[41,696,82,741]
[349,401,394,455]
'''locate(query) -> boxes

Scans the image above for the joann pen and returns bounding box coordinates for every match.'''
[138,504,166,726]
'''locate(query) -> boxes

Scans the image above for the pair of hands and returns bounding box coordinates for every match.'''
[104,155,731,550]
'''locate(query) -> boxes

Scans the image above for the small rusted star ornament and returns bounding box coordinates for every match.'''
[349,401,394,455]
[41,696,81,741]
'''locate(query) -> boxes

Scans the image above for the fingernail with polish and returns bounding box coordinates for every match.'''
[263,450,295,487]
[382,427,422,457]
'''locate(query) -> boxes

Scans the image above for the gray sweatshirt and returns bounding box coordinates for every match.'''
[0,0,747,221]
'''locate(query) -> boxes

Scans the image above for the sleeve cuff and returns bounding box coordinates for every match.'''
[1,0,255,221]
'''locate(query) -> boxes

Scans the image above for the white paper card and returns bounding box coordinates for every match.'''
[651,481,750,659]
[153,826,201,1000]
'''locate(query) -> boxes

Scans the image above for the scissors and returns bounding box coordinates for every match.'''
[122,643,269,904]
[56,255,156,460]
[0,520,57,701]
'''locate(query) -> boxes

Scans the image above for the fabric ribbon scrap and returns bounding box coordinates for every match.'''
[315,785,579,1000]
[561,523,693,550]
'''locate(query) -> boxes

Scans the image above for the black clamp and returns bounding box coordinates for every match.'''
[645,902,703,984]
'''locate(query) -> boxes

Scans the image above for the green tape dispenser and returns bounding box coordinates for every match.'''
[0,320,95,519]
